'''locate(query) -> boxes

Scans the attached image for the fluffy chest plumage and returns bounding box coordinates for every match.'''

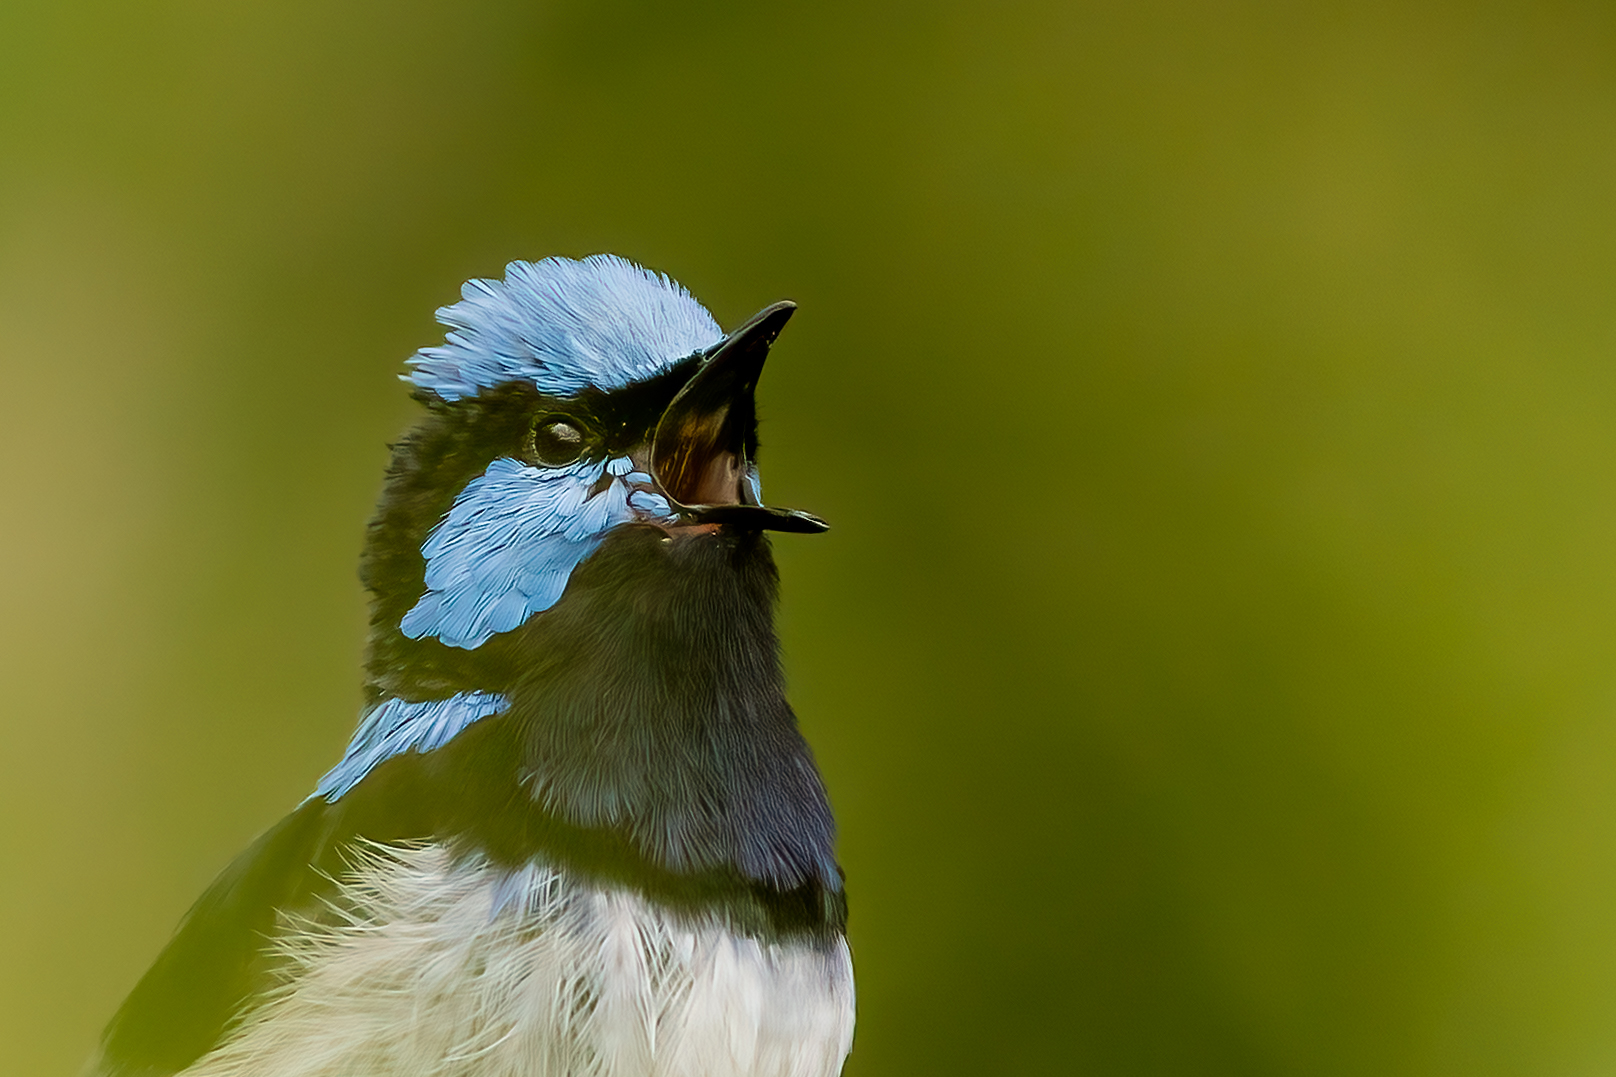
[180,844,854,1077]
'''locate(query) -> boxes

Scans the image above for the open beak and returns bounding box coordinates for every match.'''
[650,301,829,534]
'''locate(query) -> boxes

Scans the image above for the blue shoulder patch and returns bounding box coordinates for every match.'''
[399,455,667,649]
[313,691,511,802]
[407,254,724,401]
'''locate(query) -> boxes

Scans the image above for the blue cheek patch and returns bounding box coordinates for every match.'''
[313,690,510,801]
[628,489,674,518]
[399,456,640,649]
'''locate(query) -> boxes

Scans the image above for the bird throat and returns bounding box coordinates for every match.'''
[358,522,840,900]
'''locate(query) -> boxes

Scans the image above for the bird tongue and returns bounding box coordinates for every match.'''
[650,302,829,534]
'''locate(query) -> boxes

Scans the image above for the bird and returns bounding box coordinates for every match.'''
[90,254,853,1077]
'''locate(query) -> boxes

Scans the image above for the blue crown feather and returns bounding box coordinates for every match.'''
[407,255,724,401]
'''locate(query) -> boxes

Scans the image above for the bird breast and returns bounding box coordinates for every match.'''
[178,843,855,1077]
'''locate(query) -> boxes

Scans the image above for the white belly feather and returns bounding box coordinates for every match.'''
[181,844,854,1077]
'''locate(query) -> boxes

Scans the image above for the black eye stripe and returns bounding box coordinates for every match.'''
[510,355,708,464]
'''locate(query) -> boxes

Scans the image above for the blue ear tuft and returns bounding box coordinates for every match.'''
[407,254,723,401]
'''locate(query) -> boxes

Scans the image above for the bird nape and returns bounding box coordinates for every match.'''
[92,255,853,1077]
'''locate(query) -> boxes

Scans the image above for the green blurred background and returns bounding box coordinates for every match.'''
[5,1,1616,1073]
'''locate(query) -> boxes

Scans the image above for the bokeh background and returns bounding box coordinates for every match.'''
[6,1,1616,1073]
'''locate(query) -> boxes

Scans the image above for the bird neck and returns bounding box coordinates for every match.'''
[357,524,840,894]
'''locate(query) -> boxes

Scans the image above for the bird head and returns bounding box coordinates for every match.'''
[359,255,824,696]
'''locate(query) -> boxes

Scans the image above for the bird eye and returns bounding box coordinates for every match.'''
[530,416,589,465]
